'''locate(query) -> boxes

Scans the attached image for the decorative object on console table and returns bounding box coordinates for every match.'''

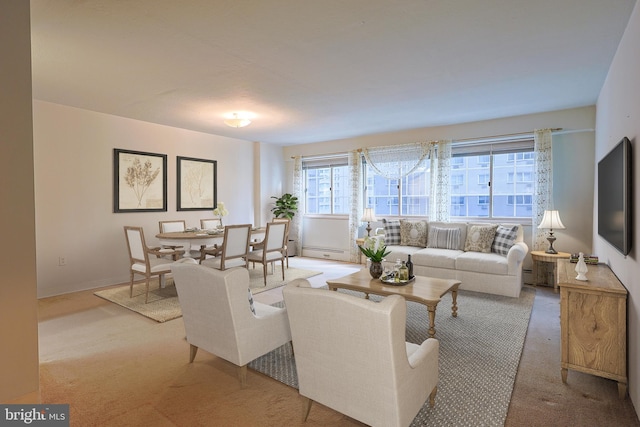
[574,252,588,281]
[360,208,377,237]
[537,209,566,254]
[530,250,571,293]
[557,259,628,398]
[569,253,599,264]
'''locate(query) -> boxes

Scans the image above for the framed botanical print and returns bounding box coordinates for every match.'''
[113,148,167,213]
[177,156,217,211]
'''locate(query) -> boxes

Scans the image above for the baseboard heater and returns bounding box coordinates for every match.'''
[302,246,349,262]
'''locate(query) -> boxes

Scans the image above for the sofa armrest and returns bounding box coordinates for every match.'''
[507,241,528,275]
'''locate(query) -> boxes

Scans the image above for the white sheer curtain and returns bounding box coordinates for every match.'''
[533,129,553,251]
[429,140,452,221]
[362,142,430,179]
[348,150,363,263]
[292,156,304,256]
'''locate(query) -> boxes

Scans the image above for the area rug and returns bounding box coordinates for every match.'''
[248,287,535,426]
[93,266,321,323]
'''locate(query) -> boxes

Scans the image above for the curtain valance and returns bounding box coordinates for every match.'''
[362,142,430,180]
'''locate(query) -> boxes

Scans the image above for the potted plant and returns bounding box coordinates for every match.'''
[271,193,298,219]
[358,236,391,278]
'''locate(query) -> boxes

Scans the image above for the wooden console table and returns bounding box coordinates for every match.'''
[530,250,570,292]
[557,259,628,398]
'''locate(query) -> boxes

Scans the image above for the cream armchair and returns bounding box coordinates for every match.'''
[283,280,439,427]
[170,261,292,387]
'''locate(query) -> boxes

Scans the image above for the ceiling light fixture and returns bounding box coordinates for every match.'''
[224,113,251,128]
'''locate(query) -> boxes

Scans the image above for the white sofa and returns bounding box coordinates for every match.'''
[375,220,528,298]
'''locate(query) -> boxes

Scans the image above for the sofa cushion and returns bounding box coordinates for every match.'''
[492,225,518,256]
[382,219,401,245]
[427,226,461,250]
[456,251,509,275]
[411,248,462,269]
[428,221,467,250]
[400,219,428,247]
[464,224,498,253]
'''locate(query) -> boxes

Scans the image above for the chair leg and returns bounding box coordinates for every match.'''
[303,397,313,421]
[281,259,285,280]
[262,263,267,286]
[144,276,150,304]
[238,365,248,388]
[429,385,437,407]
[129,272,134,298]
[189,344,198,363]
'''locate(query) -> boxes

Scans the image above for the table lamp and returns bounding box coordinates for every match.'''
[538,210,565,254]
[361,208,377,237]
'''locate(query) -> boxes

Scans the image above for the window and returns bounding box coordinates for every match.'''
[303,157,349,214]
[451,140,535,219]
[365,163,430,216]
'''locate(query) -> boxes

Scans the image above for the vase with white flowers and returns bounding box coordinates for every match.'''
[212,202,229,227]
[358,236,391,278]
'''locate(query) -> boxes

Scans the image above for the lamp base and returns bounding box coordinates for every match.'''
[545,234,558,254]
[366,222,372,237]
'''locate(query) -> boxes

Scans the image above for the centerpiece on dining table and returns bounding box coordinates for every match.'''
[358,236,391,279]
[212,202,229,228]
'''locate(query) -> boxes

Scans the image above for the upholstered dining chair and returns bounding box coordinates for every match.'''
[283,279,440,427]
[246,221,287,286]
[200,218,222,230]
[170,261,292,387]
[124,226,183,304]
[250,218,290,268]
[158,220,187,258]
[200,224,251,270]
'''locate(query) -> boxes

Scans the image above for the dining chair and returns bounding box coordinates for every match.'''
[283,279,439,426]
[158,220,187,258]
[200,224,252,270]
[246,222,287,286]
[200,218,222,230]
[124,226,183,304]
[272,217,291,268]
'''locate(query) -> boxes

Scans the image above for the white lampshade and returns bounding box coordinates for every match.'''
[360,208,377,223]
[224,113,251,128]
[538,210,565,230]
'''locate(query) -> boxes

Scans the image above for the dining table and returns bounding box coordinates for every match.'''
[155,227,266,259]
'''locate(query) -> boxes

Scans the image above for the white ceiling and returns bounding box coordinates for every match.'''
[30,0,637,145]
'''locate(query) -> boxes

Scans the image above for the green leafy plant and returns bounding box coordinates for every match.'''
[358,236,391,263]
[271,193,298,219]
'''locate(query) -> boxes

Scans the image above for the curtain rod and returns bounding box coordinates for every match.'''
[290,127,589,158]
[452,128,563,143]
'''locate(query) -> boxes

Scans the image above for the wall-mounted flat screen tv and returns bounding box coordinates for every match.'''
[598,136,632,256]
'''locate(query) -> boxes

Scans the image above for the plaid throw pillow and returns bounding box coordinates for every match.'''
[382,219,401,245]
[248,288,256,315]
[427,227,461,250]
[491,225,518,256]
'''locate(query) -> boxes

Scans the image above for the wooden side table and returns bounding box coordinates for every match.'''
[530,250,571,292]
[557,259,628,398]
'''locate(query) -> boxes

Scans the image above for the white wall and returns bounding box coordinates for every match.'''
[0,0,39,403]
[283,106,597,266]
[595,0,640,411]
[33,101,256,297]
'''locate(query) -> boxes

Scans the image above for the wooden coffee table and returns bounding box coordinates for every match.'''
[327,269,461,338]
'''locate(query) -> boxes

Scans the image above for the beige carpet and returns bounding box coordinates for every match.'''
[94,266,321,323]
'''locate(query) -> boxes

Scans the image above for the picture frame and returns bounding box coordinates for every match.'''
[177,156,217,211]
[113,148,167,213]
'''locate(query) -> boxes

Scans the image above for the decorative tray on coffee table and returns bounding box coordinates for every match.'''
[379,275,415,286]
